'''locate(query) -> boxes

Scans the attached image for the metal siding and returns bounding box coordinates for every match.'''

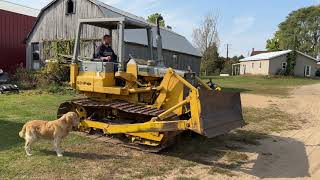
[125,43,201,73]
[0,9,35,72]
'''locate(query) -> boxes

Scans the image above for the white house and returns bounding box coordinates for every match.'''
[232,50,319,77]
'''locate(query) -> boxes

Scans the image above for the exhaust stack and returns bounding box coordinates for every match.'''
[156,16,164,67]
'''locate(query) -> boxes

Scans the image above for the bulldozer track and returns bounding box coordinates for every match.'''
[74,132,165,153]
[71,98,175,117]
[58,98,178,152]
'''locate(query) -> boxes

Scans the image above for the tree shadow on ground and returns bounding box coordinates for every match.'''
[0,119,24,151]
[163,130,309,179]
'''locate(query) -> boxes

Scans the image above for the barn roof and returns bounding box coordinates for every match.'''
[124,27,201,57]
[240,50,318,62]
[26,0,201,57]
[0,0,39,17]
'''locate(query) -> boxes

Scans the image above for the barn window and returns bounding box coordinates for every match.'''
[66,0,75,14]
[32,43,40,61]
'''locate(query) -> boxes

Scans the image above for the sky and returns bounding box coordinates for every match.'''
[6,0,320,57]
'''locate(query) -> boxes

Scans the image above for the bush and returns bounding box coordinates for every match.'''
[276,69,286,76]
[46,83,72,94]
[11,65,38,89]
[38,61,70,86]
[12,61,70,92]
[220,63,232,75]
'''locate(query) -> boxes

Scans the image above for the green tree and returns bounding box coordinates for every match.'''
[266,32,281,51]
[230,55,245,62]
[192,14,220,75]
[266,6,320,57]
[215,56,225,73]
[238,55,245,60]
[147,13,165,27]
[220,55,244,74]
[201,44,220,75]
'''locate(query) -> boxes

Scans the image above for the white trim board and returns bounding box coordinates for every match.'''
[0,0,39,17]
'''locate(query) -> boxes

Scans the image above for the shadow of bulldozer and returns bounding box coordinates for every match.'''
[163,130,309,179]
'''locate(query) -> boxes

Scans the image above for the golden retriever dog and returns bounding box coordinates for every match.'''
[19,112,80,157]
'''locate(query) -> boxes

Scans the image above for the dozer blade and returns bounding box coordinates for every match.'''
[199,89,245,138]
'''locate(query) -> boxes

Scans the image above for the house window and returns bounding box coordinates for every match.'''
[252,62,254,68]
[282,62,287,70]
[305,65,311,77]
[32,43,40,61]
[66,0,75,14]
[259,62,262,69]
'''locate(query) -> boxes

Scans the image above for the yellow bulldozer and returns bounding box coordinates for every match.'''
[57,16,244,151]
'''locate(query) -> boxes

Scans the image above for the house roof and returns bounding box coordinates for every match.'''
[251,50,273,56]
[26,0,201,57]
[240,50,318,62]
[0,0,39,17]
[240,50,292,62]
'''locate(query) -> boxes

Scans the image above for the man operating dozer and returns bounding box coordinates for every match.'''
[94,34,117,62]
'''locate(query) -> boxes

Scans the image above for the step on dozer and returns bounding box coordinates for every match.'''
[57,16,245,151]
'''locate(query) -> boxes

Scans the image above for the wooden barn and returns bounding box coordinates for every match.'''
[25,0,201,73]
[0,1,38,72]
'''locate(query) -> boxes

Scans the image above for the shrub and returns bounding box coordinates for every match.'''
[46,83,71,94]
[12,61,70,92]
[220,63,232,75]
[11,65,38,89]
[39,61,70,86]
[276,69,286,76]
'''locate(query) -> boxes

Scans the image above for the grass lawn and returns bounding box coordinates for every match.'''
[202,76,319,96]
[0,86,308,179]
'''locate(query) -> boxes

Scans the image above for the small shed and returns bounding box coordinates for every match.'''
[0,1,38,72]
[234,50,319,77]
[25,0,201,73]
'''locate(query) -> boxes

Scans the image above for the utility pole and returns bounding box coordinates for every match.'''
[225,44,231,61]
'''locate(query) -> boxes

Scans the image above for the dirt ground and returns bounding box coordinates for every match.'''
[162,83,320,180]
[221,83,320,180]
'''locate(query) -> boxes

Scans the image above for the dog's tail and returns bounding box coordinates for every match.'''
[19,124,27,138]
